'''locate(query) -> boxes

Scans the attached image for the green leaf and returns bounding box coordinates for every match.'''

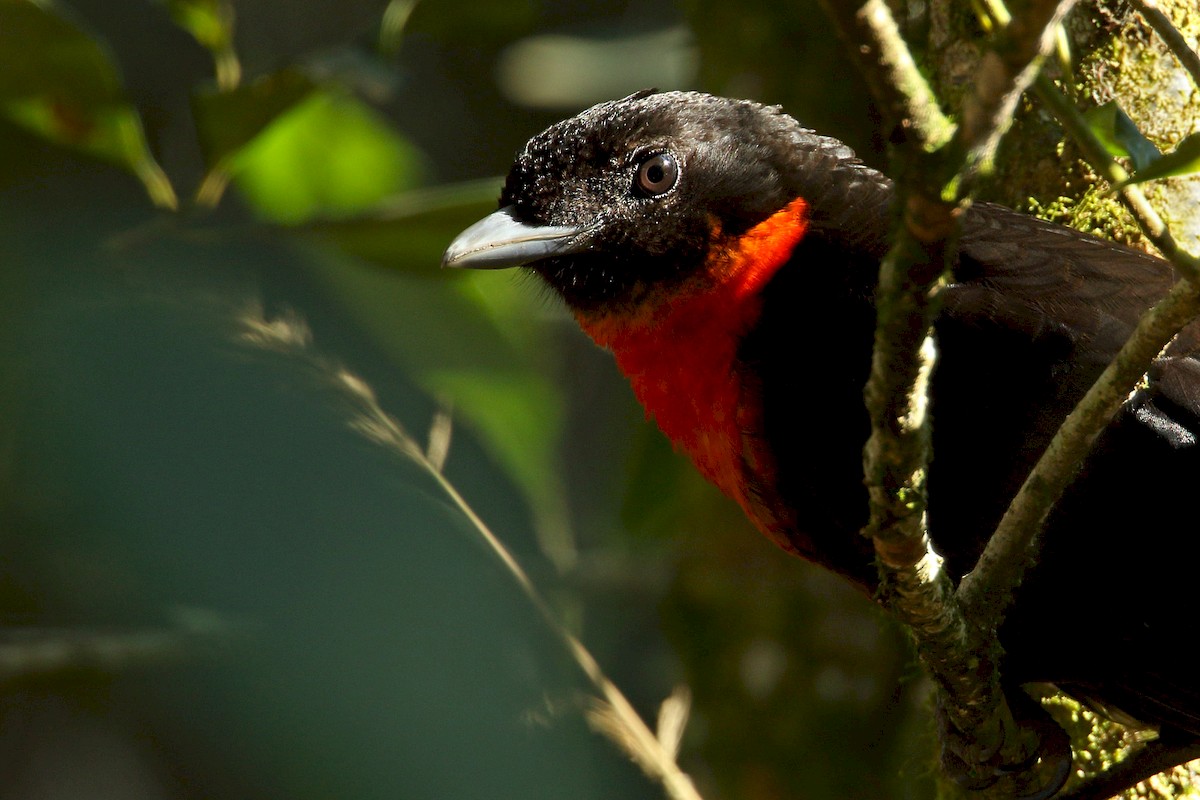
[1082,101,1161,173]
[1121,131,1200,187]
[0,181,659,799]
[0,0,177,208]
[192,69,315,166]
[303,178,501,272]
[379,0,420,56]
[160,0,234,51]
[230,89,425,223]
[159,0,240,89]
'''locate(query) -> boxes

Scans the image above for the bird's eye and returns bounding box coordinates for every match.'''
[635,152,679,197]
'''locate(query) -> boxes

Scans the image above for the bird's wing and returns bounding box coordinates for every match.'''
[954,202,1199,359]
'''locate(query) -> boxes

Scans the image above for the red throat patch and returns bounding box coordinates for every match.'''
[576,198,809,550]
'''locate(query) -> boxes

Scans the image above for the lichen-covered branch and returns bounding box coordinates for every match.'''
[829,0,1200,795]
[846,0,1079,793]
[818,0,954,151]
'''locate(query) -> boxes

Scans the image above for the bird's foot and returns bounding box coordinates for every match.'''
[939,688,1073,800]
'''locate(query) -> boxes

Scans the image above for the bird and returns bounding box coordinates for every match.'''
[442,90,1200,793]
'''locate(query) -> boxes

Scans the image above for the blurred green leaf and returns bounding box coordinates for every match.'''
[193,69,315,165]
[303,178,501,272]
[0,0,177,208]
[0,169,657,798]
[302,242,571,546]
[427,368,565,520]
[1121,131,1200,187]
[1083,101,1161,173]
[0,0,120,102]
[230,89,424,223]
[379,0,420,56]
[159,0,241,89]
[620,424,694,539]
[296,174,572,553]
[161,0,234,51]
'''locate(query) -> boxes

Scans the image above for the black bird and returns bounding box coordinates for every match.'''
[443,90,1200,792]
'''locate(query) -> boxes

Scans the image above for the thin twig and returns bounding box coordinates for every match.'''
[1031,74,1200,282]
[818,0,954,151]
[418,440,705,800]
[328,361,706,800]
[959,279,1200,618]
[1129,0,1200,93]
[959,23,1200,616]
[231,304,704,800]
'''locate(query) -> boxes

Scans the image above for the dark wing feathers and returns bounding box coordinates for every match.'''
[956,203,1184,351]
[954,202,1200,446]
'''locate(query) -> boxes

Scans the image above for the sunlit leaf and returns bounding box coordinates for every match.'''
[193,69,315,166]
[1121,132,1200,187]
[1083,101,1161,173]
[0,0,176,208]
[230,89,425,223]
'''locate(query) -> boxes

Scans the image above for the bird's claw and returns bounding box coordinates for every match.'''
[939,690,1073,800]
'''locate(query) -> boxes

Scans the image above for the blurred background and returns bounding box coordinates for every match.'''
[0,1,934,798]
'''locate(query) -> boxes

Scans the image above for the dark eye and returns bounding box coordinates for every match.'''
[635,152,679,197]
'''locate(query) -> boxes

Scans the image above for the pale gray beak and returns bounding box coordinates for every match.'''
[441,206,584,270]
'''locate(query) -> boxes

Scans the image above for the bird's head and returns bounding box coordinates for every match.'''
[443,90,869,318]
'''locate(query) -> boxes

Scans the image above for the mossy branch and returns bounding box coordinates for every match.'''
[832,0,1081,794]
[839,0,1200,795]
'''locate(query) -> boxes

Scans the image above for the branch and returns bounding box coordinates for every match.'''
[1129,0,1200,94]
[836,0,1078,793]
[959,75,1200,619]
[959,278,1200,621]
[817,0,953,151]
